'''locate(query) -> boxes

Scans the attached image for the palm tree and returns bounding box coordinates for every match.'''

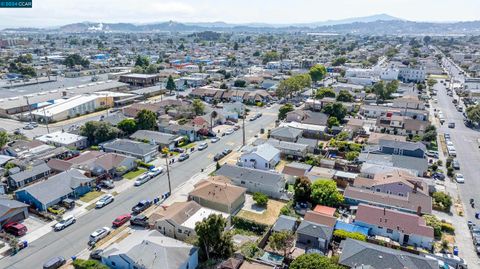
[210,111,218,132]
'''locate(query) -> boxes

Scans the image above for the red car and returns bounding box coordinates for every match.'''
[112,214,131,227]
[3,222,27,236]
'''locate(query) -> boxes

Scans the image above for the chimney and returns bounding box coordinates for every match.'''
[383,207,386,216]
[413,183,418,193]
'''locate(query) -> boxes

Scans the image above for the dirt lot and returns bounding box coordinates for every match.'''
[237,197,286,226]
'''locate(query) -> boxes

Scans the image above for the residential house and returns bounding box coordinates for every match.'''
[344,185,432,215]
[265,139,308,159]
[285,110,328,126]
[215,164,286,199]
[130,130,182,150]
[188,178,246,214]
[238,143,280,170]
[87,153,137,177]
[269,126,302,142]
[392,96,425,110]
[35,131,88,149]
[354,204,434,249]
[338,238,438,269]
[358,152,428,177]
[378,140,426,158]
[158,123,199,142]
[0,198,29,226]
[102,139,158,162]
[281,162,312,183]
[15,169,94,211]
[8,163,51,189]
[123,103,162,118]
[272,215,299,233]
[304,205,337,227]
[366,133,406,145]
[101,230,198,269]
[151,201,229,241]
[359,105,389,118]
[296,220,333,253]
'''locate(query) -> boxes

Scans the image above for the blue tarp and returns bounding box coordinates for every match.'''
[335,221,370,236]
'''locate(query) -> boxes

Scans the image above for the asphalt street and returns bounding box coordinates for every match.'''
[0,105,279,269]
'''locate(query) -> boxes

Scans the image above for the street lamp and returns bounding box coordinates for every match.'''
[162,147,172,194]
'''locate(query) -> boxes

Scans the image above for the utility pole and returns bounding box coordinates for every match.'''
[164,150,172,194]
[24,96,33,123]
[242,109,246,146]
[43,107,50,134]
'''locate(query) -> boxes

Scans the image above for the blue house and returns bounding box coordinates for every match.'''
[15,169,94,211]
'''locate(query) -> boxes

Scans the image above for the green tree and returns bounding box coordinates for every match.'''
[293,176,311,202]
[290,253,344,269]
[310,179,344,207]
[262,50,280,64]
[331,57,347,66]
[345,151,359,161]
[192,99,205,116]
[134,55,150,68]
[93,123,120,144]
[316,88,336,99]
[117,118,137,135]
[322,103,347,121]
[276,74,312,98]
[233,42,239,50]
[145,64,158,74]
[427,78,437,87]
[64,54,90,68]
[327,116,340,128]
[253,192,268,207]
[234,79,247,87]
[336,90,354,102]
[135,109,157,131]
[385,80,399,98]
[0,131,8,148]
[309,64,327,83]
[467,104,480,125]
[278,104,294,120]
[268,231,295,258]
[166,75,176,94]
[195,214,233,261]
[432,192,452,211]
[210,111,218,131]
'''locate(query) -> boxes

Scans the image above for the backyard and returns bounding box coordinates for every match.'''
[237,199,286,226]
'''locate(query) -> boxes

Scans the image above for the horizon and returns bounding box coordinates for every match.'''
[0,0,478,29]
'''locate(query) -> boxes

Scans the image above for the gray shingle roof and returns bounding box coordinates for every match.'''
[272,215,298,232]
[339,239,438,269]
[0,198,28,217]
[130,130,179,145]
[15,169,92,205]
[297,220,333,240]
[270,126,302,140]
[379,139,427,152]
[102,139,157,156]
[216,164,284,187]
[9,163,51,183]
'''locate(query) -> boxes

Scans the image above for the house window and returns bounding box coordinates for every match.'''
[265,163,268,168]
[241,181,246,185]
[111,262,116,266]
[178,229,182,233]
[378,226,383,229]
[387,229,393,234]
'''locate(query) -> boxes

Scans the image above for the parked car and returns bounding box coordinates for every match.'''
[89,249,103,260]
[48,205,66,215]
[225,129,234,135]
[213,153,225,161]
[54,216,76,231]
[444,133,451,140]
[112,214,131,228]
[468,220,476,230]
[210,137,220,143]
[456,173,465,183]
[178,153,190,161]
[172,148,185,153]
[426,150,439,158]
[23,124,34,130]
[99,180,115,189]
[222,148,232,155]
[147,167,163,178]
[432,172,446,181]
[452,159,460,170]
[96,194,114,208]
[43,256,66,269]
[448,122,456,128]
[132,200,152,215]
[130,214,149,227]
[233,125,240,131]
[134,173,151,186]
[88,227,111,245]
[3,222,27,236]
[198,142,208,150]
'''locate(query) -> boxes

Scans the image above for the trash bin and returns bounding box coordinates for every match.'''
[453,246,459,256]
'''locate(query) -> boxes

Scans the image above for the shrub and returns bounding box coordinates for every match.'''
[231,216,268,235]
[135,160,154,169]
[73,259,108,269]
[423,214,442,238]
[441,222,455,233]
[432,192,452,211]
[333,230,367,242]
[252,192,268,207]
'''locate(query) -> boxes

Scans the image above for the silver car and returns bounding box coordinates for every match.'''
[54,216,76,231]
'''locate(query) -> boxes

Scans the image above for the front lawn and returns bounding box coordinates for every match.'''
[181,142,197,149]
[237,199,286,226]
[80,191,105,203]
[123,168,147,180]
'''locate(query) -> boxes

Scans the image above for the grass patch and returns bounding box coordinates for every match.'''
[287,184,295,193]
[237,199,286,226]
[123,168,147,180]
[181,143,196,149]
[86,203,97,211]
[111,191,119,196]
[79,191,105,203]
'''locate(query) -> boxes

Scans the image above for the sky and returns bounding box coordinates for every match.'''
[0,0,479,28]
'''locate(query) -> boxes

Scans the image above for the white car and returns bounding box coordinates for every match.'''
[455,173,465,183]
[210,137,220,143]
[89,227,111,245]
[147,167,163,178]
[198,142,208,150]
[446,141,454,147]
[225,129,234,135]
[54,216,76,231]
[134,173,151,186]
[95,194,114,208]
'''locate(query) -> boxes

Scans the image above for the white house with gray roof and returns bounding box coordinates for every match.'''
[102,139,158,162]
[238,143,280,170]
[216,164,286,199]
[101,230,198,269]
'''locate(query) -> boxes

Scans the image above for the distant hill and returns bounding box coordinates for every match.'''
[3,14,480,35]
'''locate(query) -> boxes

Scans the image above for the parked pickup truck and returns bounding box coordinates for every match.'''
[131,200,152,215]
